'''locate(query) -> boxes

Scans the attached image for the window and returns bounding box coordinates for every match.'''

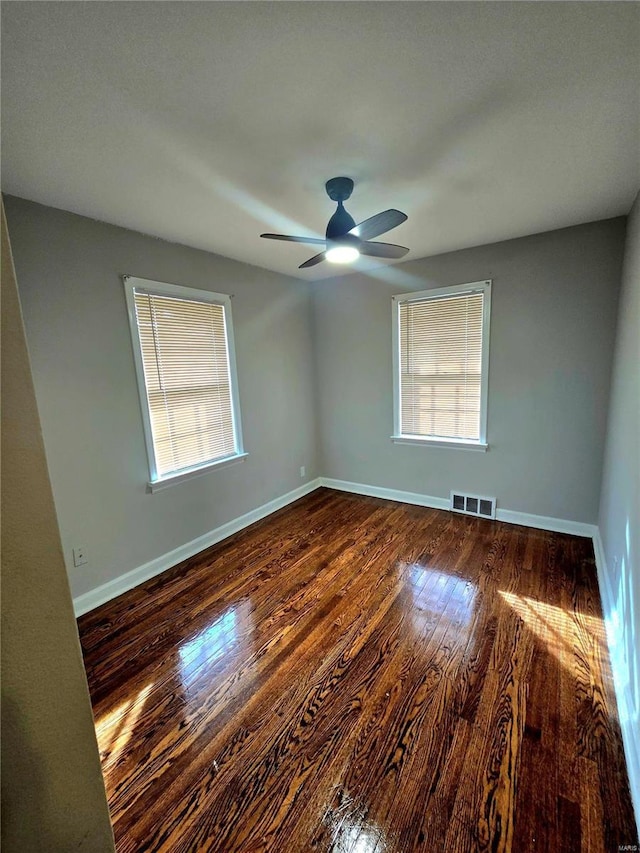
[392,280,491,450]
[124,276,246,489]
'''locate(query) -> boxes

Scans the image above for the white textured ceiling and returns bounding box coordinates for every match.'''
[2,2,639,280]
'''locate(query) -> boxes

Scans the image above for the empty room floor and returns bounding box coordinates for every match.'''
[78,488,638,852]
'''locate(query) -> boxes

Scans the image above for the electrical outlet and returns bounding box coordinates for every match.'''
[300,466,306,479]
[73,546,88,567]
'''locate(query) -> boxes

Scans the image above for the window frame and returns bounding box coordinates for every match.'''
[123,275,246,490]
[391,279,492,451]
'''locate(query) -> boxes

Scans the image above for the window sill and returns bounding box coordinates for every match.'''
[391,436,488,452]
[147,452,249,492]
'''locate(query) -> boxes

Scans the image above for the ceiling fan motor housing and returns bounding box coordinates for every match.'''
[325,177,357,241]
[326,204,357,240]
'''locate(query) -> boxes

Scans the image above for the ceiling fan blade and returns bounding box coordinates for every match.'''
[299,252,326,269]
[359,241,409,259]
[260,233,326,245]
[349,209,408,241]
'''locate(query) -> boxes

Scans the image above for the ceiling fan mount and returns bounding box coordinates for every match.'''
[260,177,409,269]
[325,176,354,203]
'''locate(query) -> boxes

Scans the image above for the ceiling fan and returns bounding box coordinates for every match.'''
[260,177,409,269]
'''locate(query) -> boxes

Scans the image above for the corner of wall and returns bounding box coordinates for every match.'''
[593,529,640,832]
[595,190,640,833]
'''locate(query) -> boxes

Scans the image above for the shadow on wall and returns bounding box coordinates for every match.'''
[1,696,47,848]
[609,515,639,730]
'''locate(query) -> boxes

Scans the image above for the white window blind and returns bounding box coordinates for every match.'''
[394,281,491,446]
[126,279,243,483]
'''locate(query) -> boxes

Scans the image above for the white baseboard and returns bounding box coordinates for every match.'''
[319,477,450,511]
[592,529,640,833]
[495,509,597,538]
[76,475,597,617]
[73,478,322,617]
[319,477,597,538]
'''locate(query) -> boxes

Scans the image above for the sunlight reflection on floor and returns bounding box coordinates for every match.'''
[407,564,476,630]
[498,591,604,663]
[331,821,384,853]
[96,682,154,774]
[179,607,240,692]
[324,789,386,853]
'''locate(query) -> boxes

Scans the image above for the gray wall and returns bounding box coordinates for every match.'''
[1,202,115,852]
[4,195,627,613]
[313,219,625,523]
[4,196,318,598]
[598,193,639,818]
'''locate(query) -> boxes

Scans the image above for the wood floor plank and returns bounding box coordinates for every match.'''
[579,756,606,853]
[512,535,561,852]
[443,605,534,853]
[78,489,638,852]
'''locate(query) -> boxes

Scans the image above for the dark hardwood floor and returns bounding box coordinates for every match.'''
[78,488,637,852]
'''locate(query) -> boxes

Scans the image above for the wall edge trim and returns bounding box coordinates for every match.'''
[75,477,599,616]
[319,477,450,511]
[73,478,322,617]
[319,478,597,537]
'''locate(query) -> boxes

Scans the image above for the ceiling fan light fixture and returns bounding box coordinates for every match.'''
[325,245,360,264]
